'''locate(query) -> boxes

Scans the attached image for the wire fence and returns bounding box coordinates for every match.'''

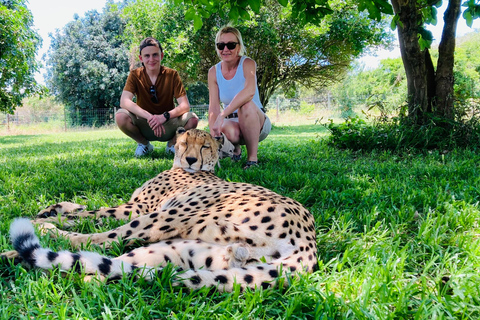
[0,105,211,131]
[0,95,374,135]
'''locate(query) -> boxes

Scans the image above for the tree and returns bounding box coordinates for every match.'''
[45,2,129,125]
[182,0,480,125]
[449,31,480,111]
[330,30,480,119]
[122,0,392,107]
[391,0,480,124]
[0,0,43,113]
[331,58,407,118]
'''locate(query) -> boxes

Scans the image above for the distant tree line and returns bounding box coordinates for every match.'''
[5,0,391,125]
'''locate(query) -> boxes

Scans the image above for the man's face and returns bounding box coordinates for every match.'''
[139,46,163,71]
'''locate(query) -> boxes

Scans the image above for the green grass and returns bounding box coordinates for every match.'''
[1,124,480,319]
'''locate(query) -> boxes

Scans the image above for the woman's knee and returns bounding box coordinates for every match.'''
[237,101,257,116]
[222,122,241,142]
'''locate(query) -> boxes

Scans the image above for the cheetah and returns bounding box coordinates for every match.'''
[5,128,318,292]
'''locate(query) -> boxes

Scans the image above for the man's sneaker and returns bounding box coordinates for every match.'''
[165,144,175,155]
[134,142,154,157]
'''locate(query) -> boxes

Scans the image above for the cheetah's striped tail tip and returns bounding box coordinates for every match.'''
[9,218,39,252]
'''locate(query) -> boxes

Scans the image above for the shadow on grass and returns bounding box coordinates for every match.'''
[270,123,328,138]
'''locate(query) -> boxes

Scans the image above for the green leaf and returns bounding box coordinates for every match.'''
[239,8,250,20]
[193,15,203,30]
[430,6,437,25]
[390,15,399,30]
[229,5,239,21]
[373,0,393,15]
[418,33,433,50]
[278,0,288,7]
[248,0,261,13]
[463,9,473,27]
[185,7,196,20]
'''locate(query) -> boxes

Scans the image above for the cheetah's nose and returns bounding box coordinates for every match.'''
[186,157,197,165]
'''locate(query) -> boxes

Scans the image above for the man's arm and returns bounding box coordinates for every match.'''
[168,95,190,119]
[120,90,153,120]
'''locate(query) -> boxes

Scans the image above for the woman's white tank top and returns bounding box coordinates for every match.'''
[215,56,263,114]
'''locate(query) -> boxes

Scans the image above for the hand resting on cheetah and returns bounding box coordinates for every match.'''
[3,128,318,292]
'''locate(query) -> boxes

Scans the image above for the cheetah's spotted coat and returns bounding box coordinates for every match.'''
[6,128,317,291]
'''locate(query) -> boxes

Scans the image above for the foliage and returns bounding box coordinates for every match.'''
[325,115,480,151]
[463,0,480,26]
[185,81,209,105]
[331,58,407,118]
[45,2,129,125]
[122,0,393,107]
[0,0,43,113]
[1,126,480,318]
[178,0,480,127]
[177,0,393,30]
[449,31,480,113]
[333,30,480,122]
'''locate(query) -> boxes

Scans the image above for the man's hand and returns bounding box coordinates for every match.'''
[148,114,167,137]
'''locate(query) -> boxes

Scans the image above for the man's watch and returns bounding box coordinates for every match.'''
[163,111,170,121]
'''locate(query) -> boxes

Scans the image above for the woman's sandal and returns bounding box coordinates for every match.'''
[243,161,258,170]
[232,150,242,162]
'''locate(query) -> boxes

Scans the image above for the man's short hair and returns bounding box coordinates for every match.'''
[139,37,163,54]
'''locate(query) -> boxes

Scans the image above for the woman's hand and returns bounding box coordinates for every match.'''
[211,114,225,137]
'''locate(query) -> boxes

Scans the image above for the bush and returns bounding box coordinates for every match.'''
[325,115,480,152]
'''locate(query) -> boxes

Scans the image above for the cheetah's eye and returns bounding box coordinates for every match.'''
[202,144,211,149]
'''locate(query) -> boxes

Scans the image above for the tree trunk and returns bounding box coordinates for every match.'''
[391,0,429,124]
[435,0,461,120]
[392,0,461,125]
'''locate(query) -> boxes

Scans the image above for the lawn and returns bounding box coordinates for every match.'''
[0,124,479,319]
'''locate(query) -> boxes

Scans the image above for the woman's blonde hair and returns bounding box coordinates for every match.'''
[215,26,246,59]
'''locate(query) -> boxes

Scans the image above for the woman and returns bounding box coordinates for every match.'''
[208,26,271,169]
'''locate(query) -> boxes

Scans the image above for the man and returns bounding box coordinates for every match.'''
[116,37,198,157]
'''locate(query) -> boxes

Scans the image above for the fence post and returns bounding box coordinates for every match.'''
[276,97,280,122]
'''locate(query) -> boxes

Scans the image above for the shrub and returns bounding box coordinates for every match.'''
[325,115,480,152]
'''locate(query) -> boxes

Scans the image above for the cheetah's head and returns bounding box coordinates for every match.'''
[172,128,221,173]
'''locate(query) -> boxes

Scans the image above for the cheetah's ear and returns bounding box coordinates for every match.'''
[176,127,186,135]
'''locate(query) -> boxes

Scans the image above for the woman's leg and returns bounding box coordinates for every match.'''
[221,120,242,156]
[237,102,265,162]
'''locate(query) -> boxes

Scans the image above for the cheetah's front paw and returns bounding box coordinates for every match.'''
[36,202,86,219]
[227,243,250,268]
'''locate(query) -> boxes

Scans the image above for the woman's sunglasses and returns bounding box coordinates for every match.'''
[150,86,158,103]
[216,42,238,51]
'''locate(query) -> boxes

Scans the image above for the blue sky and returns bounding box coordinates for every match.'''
[28,0,480,82]
[28,0,109,83]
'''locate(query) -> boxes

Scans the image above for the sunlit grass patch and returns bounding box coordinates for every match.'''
[1,125,480,318]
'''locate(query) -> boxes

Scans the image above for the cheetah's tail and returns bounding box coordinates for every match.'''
[9,218,150,279]
[9,219,314,291]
